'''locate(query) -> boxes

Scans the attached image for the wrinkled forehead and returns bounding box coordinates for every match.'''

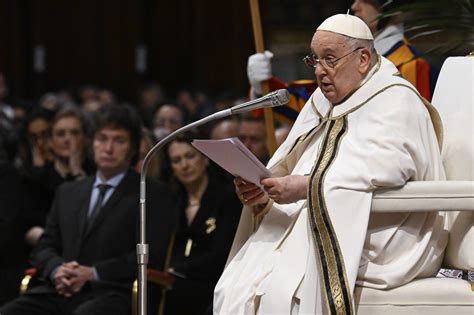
[311,30,352,55]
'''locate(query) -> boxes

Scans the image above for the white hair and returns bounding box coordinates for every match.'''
[344,35,378,66]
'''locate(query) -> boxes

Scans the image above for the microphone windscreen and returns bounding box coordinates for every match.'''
[273,89,290,107]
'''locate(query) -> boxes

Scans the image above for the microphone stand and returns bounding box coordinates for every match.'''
[137,108,232,315]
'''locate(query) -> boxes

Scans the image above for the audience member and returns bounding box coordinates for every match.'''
[0,104,175,315]
[56,89,75,106]
[238,115,269,164]
[78,85,98,106]
[97,89,116,108]
[134,128,162,179]
[176,89,200,121]
[21,108,94,246]
[78,85,100,115]
[156,132,241,315]
[138,83,165,128]
[210,118,240,140]
[152,103,186,141]
[9,100,30,135]
[39,93,60,112]
[194,89,214,117]
[19,108,54,170]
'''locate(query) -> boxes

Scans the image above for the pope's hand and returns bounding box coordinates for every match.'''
[261,175,309,204]
[234,177,269,207]
[247,51,274,95]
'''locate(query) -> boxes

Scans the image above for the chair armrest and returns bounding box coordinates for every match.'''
[371,181,474,213]
[20,268,38,295]
[131,269,174,315]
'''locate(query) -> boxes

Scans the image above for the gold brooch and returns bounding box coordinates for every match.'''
[205,217,216,234]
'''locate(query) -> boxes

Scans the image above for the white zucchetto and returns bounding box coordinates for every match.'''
[317,14,374,40]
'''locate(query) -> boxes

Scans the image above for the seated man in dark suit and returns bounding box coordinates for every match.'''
[0,105,175,315]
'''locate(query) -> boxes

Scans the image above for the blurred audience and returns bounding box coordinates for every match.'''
[0,104,175,315]
[0,71,255,312]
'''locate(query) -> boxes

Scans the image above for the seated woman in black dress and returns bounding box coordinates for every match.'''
[159,131,242,315]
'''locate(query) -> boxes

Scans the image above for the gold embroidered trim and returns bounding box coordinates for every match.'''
[308,116,353,315]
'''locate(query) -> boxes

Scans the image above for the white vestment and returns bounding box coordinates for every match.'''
[214,57,448,315]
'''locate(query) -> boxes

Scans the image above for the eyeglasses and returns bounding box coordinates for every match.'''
[302,47,363,69]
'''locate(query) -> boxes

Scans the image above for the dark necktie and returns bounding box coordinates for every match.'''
[86,183,112,232]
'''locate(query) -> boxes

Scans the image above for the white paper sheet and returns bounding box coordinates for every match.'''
[192,137,271,188]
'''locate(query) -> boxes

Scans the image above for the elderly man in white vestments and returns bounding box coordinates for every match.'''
[214,14,448,315]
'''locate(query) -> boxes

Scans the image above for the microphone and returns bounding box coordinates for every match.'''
[231,89,290,115]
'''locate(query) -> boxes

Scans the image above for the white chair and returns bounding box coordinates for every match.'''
[355,56,474,314]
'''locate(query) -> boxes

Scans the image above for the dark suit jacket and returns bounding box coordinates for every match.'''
[21,159,96,230]
[29,169,176,296]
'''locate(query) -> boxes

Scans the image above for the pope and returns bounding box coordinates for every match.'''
[214,14,447,314]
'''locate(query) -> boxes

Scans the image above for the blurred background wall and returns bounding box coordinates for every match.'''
[0,0,352,103]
